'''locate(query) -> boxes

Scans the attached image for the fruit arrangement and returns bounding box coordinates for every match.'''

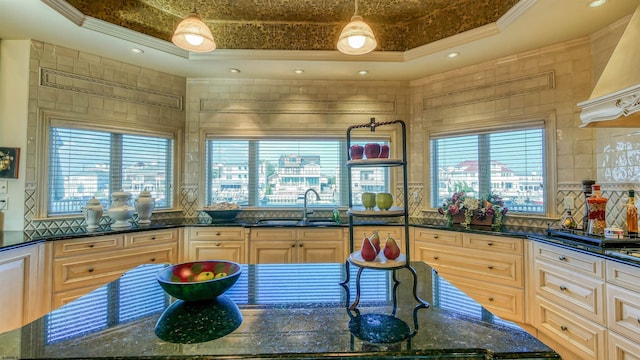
[360,231,401,261]
[170,262,230,283]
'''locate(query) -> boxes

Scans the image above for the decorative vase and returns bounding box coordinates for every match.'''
[82,197,103,230]
[135,190,155,224]
[471,211,493,226]
[108,190,135,228]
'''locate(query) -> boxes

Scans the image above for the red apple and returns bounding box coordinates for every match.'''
[364,143,381,159]
[380,145,389,158]
[349,145,364,160]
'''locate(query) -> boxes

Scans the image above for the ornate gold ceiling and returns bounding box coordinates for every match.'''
[63,0,518,51]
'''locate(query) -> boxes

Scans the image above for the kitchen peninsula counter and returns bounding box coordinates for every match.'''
[0,261,558,359]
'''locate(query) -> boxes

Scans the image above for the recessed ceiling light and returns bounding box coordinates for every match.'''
[130,48,144,54]
[294,69,304,74]
[447,52,459,58]
[229,68,241,73]
[588,0,607,7]
[358,70,368,76]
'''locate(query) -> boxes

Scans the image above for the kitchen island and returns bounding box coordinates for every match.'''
[0,261,558,359]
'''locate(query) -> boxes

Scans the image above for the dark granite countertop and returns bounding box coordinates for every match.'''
[2,217,639,267]
[0,261,558,359]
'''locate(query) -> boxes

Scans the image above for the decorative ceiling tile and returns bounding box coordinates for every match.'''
[63,0,518,51]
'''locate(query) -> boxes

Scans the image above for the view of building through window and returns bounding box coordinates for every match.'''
[431,128,545,213]
[206,139,389,207]
[48,127,174,215]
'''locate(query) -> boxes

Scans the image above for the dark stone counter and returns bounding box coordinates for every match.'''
[0,262,558,359]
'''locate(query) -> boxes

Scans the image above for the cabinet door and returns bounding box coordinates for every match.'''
[608,331,640,360]
[606,283,640,342]
[188,240,246,264]
[0,244,44,333]
[352,226,404,251]
[250,241,296,264]
[298,240,344,263]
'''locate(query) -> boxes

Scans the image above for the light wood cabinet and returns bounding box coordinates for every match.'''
[249,227,345,264]
[412,229,525,323]
[605,259,640,360]
[530,241,608,360]
[0,243,48,333]
[186,227,247,264]
[51,229,179,308]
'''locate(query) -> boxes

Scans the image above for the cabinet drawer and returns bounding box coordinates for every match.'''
[188,240,246,264]
[53,244,176,293]
[353,226,404,242]
[535,296,606,360]
[533,242,604,279]
[462,233,523,255]
[607,330,640,360]
[606,283,640,341]
[125,229,179,247]
[53,234,124,257]
[413,228,461,247]
[606,259,640,293]
[189,227,245,241]
[250,228,297,241]
[297,228,344,241]
[417,243,523,288]
[443,273,524,323]
[534,262,605,324]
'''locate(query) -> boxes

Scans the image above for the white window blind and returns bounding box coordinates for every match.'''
[49,127,174,215]
[431,127,545,214]
[205,138,389,207]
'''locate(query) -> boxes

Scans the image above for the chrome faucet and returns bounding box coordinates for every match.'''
[302,188,320,223]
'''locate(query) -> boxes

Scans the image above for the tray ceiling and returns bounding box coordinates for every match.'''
[63,0,518,51]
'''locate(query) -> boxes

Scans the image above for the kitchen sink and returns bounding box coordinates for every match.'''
[254,218,339,226]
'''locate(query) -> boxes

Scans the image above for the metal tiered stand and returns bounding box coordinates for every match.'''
[340,118,430,313]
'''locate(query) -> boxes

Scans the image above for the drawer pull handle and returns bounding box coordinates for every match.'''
[299,243,303,247]
[559,285,567,291]
[433,234,439,239]
[560,325,568,331]
[150,258,156,262]
[291,244,296,248]
[215,242,221,246]
[433,255,439,260]
[558,256,566,261]
[215,232,221,236]
[637,318,640,324]
[88,267,94,273]
[488,297,494,301]
[151,236,156,240]
[88,244,94,248]
[488,265,494,269]
[487,242,493,246]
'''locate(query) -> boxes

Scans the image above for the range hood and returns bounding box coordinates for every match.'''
[578,4,640,128]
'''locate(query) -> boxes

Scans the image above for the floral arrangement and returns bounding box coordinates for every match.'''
[438,191,508,229]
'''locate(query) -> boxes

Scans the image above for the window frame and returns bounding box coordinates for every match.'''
[425,116,557,218]
[38,111,182,219]
[201,129,398,209]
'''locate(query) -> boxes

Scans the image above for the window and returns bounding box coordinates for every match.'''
[430,127,545,214]
[205,138,389,207]
[48,126,174,215]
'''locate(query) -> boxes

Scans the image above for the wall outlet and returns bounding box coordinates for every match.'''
[0,180,7,194]
[564,196,574,210]
[0,196,7,210]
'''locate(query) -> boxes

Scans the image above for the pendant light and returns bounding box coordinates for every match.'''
[172,4,216,53]
[337,0,377,55]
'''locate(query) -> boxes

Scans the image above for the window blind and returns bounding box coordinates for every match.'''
[206,138,389,208]
[430,127,545,214]
[48,127,174,215]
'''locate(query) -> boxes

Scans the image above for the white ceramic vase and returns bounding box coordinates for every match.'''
[108,190,134,228]
[82,197,103,230]
[135,190,155,224]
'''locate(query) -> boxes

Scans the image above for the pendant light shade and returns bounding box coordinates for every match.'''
[337,1,377,55]
[172,12,216,53]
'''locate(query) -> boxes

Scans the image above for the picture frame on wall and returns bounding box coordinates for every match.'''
[0,147,20,179]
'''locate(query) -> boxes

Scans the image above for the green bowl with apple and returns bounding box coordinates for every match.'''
[156,260,242,301]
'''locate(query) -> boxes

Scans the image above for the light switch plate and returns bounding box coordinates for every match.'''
[564,196,574,210]
[0,196,7,210]
[0,180,7,194]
